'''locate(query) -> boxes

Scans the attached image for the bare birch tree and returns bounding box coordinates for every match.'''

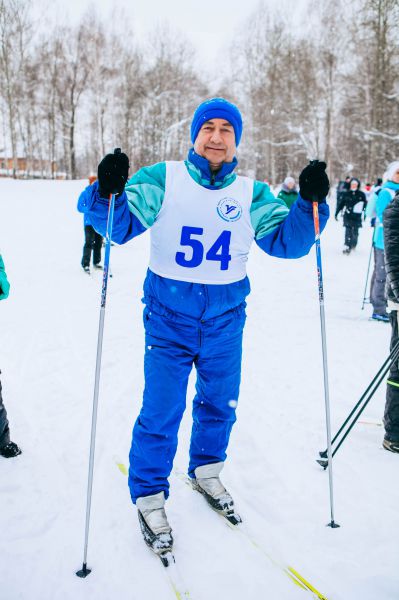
[0,0,31,177]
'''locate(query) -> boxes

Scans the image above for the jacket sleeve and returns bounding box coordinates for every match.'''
[383,194,399,302]
[335,193,346,218]
[361,191,367,211]
[0,254,10,300]
[376,188,394,223]
[365,192,377,218]
[253,185,329,259]
[77,162,166,244]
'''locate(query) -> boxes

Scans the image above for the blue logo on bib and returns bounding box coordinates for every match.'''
[217,197,242,222]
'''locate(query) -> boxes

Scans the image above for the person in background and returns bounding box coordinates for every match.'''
[336,176,351,213]
[366,177,383,229]
[277,176,298,208]
[364,182,372,201]
[365,170,398,322]
[0,253,22,458]
[382,185,399,453]
[81,176,103,274]
[335,177,367,254]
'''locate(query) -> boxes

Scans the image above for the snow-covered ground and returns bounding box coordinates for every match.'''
[0,179,397,600]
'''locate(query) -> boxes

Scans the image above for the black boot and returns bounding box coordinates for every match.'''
[383,438,399,453]
[0,441,22,458]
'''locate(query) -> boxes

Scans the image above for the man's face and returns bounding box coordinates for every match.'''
[286,180,295,190]
[350,180,359,191]
[392,168,399,184]
[194,118,236,169]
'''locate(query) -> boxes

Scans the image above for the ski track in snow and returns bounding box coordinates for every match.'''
[0,179,398,600]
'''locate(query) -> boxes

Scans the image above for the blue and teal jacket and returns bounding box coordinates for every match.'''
[78,150,329,319]
[0,254,10,300]
[366,181,399,250]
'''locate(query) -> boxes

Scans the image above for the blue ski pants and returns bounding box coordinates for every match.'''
[128,302,246,502]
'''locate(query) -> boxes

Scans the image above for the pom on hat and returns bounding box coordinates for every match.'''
[383,161,399,182]
[191,98,243,146]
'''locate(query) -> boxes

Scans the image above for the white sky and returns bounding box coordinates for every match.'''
[39,0,291,66]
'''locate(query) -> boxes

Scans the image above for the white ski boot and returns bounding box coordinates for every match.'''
[192,462,242,525]
[136,491,174,566]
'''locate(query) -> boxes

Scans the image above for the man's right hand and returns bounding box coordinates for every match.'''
[97,148,129,198]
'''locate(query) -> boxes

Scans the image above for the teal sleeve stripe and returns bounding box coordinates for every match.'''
[251,180,290,239]
[125,162,166,228]
[0,254,5,273]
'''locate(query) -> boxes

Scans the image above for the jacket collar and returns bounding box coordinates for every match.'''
[187,148,237,188]
[384,181,399,190]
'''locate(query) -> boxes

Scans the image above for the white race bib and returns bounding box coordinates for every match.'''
[149,161,255,284]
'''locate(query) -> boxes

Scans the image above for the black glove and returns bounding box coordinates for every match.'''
[371,217,376,227]
[97,148,129,197]
[299,160,330,203]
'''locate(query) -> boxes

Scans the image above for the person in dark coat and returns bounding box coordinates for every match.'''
[336,176,351,212]
[81,176,103,274]
[382,187,399,453]
[335,177,367,254]
[0,253,22,458]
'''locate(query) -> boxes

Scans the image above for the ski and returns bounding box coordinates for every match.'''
[174,467,329,600]
[358,419,382,427]
[163,558,191,599]
[114,458,327,600]
[113,457,191,599]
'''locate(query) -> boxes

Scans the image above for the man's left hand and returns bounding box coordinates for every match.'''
[299,160,330,203]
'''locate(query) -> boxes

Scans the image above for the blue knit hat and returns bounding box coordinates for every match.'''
[190,98,243,146]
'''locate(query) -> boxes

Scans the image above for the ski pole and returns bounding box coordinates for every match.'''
[318,340,399,467]
[312,193,339,528]
[319,337,399,458]
[76,159,118,578]
[361,232,374,310]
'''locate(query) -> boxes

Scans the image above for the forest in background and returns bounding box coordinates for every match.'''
[0,0,398,183]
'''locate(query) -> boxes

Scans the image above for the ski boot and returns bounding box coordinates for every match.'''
[192,462,242,525]
[0,441,22,458]
[371,313,390,323]
[137,492,174,566]
[383,438,399,453]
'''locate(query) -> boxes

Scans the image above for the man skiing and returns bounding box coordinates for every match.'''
[78,98,330,560]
